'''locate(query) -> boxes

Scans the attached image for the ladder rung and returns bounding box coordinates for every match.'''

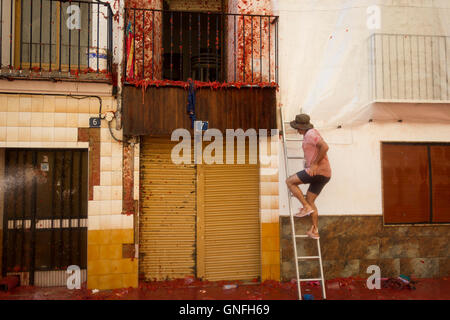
[288,194,307,199]
[294,234,319,239]
[298,278,323,282]
[298,256,320,260]
[285,138,302,141]
[287,156,304,159]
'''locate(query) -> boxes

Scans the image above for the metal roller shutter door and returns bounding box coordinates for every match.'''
[200,147,261,281]
[139,137,196,280]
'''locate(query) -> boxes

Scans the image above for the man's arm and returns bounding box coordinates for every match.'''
[308,139,329,176]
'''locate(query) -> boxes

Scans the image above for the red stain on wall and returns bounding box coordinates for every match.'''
[125,0,164,80]
[123,0,277,84]
[128,77,278,90]
[226,0,275,83]
[78,128,101,200]
[122,143,135,215]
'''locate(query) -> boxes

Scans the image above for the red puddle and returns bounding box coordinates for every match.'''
[0,278,449,300]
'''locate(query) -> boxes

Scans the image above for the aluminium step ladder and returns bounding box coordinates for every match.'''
[281,112,327,300]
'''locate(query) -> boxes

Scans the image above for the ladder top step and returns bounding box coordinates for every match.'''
[298,256,320,260]
[287,156,304,159]
[285,138,303,141]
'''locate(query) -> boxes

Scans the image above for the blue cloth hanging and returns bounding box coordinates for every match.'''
[187,79,196,129]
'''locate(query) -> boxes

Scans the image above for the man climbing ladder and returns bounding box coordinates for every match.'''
[285,114,331,239]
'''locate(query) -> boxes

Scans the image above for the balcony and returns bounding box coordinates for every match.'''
[123,8,279,85]
[122,8,279,136]
[369,33,450,103]
[0,0,113,82]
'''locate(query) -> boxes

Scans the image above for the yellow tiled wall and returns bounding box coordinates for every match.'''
[0,93,138,290]
[87,125,137,290]
[0,94,113,148]
[87,229,138,289]
[259,134,281,281]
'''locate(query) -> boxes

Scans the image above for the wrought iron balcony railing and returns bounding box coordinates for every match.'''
[124,8,279,85]
[369,33,450,102]
[0,0,113,81]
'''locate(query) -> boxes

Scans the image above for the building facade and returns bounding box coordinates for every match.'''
[0,0,281,290]
[121,0,281,284]
[0,0,448,291]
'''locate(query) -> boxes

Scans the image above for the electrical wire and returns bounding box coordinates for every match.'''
[68,94,129,144]
[0,90,131,144]
[108,118,125,144]
[68,94,103,119]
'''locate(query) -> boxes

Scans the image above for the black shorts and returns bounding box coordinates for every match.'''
[296,170,330,195]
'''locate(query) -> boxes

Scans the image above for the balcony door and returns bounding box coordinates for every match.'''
[15,0,91,72]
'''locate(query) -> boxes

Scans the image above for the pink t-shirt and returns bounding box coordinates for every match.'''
[302,129,332,177]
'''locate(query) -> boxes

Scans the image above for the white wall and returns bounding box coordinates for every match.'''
[275,0,450,127]
[279,114,450,216]
[92,1,125,67]
[275,0,450,216]
[92,0,124,60]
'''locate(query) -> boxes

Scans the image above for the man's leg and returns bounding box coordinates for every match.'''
[306,191,319,235]
[286,174,314,214]
[305,175,331,238]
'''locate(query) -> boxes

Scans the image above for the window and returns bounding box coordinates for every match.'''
[17,0,91,70]
[162,0,224,81]
[1,0,111,77]
[382,142,450,224]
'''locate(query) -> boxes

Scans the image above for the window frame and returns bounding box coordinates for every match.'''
[13,0,92,71]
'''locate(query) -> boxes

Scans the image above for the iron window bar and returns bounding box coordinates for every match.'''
[368,33,450,102]
[124,7,279,85]
[0,0,113,81]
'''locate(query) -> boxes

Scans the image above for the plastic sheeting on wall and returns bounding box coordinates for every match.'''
[276,0,450,129]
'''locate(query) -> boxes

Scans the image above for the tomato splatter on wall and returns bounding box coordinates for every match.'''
[125,0,164,80]
[124,0,277,84]
[226,0,275,83]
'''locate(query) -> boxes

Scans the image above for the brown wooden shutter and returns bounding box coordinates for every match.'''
[430,145,450,223]
[139,137,196,280]
[382,144,430,224]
